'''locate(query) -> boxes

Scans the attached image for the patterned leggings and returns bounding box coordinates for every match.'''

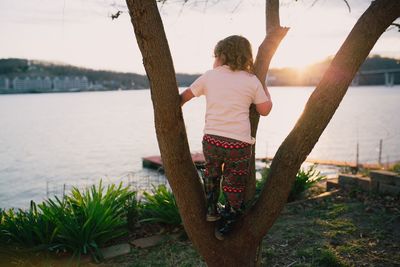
[202,134,252,210]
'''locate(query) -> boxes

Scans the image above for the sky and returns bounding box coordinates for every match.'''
[0,0,398,74]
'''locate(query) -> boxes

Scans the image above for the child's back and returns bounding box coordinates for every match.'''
[191,65,268,144]
[180,35,272,240]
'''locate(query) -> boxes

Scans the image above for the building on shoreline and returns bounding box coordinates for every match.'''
[12,76,52,91]
[0,76,89,93]
[53,76,89,91]
[0,77,9,90]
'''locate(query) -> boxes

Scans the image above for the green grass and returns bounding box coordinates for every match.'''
[316,248,348,267]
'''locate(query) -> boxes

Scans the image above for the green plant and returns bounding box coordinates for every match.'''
[255,167,270,198]
[0,201,56,249]
[289,165,325,201]
[257,165,325,202]
[140,185,181,226]
[0,181,137,262]
[38,181,134,261]
[316,248,347,267]
[391,162,400,174]
[126,191,140,232]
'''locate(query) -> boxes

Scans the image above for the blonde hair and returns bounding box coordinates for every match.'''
[214,35,254,73]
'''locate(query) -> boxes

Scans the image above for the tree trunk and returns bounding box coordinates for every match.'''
[126,0,400,266]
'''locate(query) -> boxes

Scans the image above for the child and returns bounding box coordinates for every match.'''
[180,35,272,240]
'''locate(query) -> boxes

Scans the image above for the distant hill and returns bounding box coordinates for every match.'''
[0,55,399,94]
[0,59,199,93]
[267,55,400,86]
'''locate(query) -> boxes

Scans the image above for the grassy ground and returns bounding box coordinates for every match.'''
[100,189,399,267]
[2,189,399,267]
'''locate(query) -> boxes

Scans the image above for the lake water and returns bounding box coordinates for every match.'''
[1,86,399,208]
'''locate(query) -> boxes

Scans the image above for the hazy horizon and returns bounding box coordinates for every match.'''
[2,53,399,76]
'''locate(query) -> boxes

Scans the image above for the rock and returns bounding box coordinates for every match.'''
[130,235,165,249]
[339,174,358,188]
[356,177,372,191]
[100,243,131,260]
[330,237,343,246]
[379,183,400,196]
[365,206,373,213]
[326,178,340,191]
[370,170,400,186]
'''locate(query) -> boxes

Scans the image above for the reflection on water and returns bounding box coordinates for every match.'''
[0,86,399,208]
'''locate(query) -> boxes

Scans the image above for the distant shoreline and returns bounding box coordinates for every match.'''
[1,84,400,96]
[1,56,399,94]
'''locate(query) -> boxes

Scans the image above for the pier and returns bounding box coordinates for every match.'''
[142,153,395,171]
[352,68,400,86]
[142,153,205,171]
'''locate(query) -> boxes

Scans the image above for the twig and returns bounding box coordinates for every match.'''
[391,23,400,31]
[311,0,351,13]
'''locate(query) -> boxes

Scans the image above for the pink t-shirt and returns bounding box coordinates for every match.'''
[190,65,269,144]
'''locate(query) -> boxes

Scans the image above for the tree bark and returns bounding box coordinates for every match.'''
[126,0,400,266]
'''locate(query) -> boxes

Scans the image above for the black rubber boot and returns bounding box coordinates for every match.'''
[214,204,241,241]
[205,190,221,222]
[200,168,221,222]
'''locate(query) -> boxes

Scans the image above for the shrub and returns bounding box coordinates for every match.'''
[126,191,140,232]
[0,181,137,262]
[288,165,325,201]
[257,165,325,202]
[391,162,400,174]
[255,167,270,198]
[39,181,134,261]
[140,185,181,226]
[0,201,56,249]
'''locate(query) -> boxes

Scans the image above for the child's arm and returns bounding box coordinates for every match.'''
[256,85,273,116]
[254,84,273,116]
[256,100,273,116]
[180,88,195,106]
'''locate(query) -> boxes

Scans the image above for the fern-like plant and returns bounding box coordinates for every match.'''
[140,184,181,226]
[257,165,325,202]
[39,181,134,261]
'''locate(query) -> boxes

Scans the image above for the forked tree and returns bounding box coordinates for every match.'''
[125,0,400,266]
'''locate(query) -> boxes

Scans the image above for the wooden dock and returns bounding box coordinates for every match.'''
[142,153,205,171]
[143,153,393,171]
[259,156,390,169]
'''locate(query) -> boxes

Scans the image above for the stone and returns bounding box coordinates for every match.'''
[356,176,371,191]
[337,175,373,192]
[370,170,400,186]
[378,183,400,196]
[130,235,165,248]
[370,180,380,192]
[100,243,131,260]
[326,178,340,191]
[338,174,359,190]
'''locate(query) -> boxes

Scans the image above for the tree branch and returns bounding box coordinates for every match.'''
[391,22,400,31]
[266,0,280,33]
